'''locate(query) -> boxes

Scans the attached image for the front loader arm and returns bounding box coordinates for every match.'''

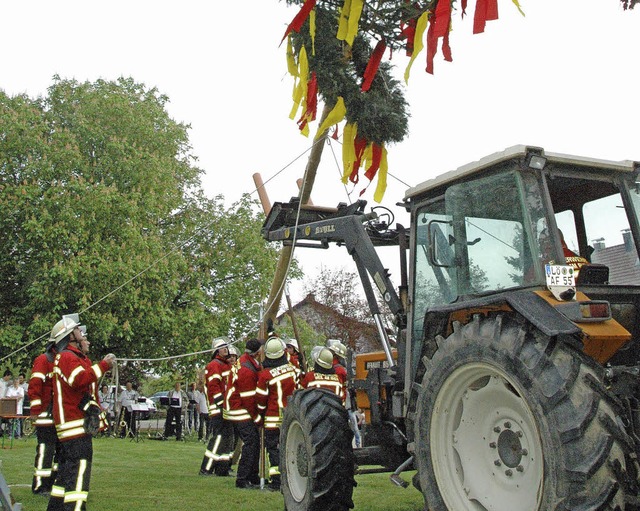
[261,199,407,330]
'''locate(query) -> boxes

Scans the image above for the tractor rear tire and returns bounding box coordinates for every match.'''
[281,388,356,511]
[414,314,637,511]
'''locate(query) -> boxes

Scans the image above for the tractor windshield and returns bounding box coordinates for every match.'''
[412,168,550,340]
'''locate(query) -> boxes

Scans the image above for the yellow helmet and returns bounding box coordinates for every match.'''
[316,348,334,370]
[327,339,347,359]
[264,337,286,359]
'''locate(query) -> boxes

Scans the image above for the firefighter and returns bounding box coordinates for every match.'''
[300,347,345,404]
[28,339,59,495]
[285,339,301,369]
[326,339,348,385]
[228,344,240,374]
[559,229,589,277]
[225,338,263,489]
[200,337,234,476]
[47,315,115,511]
[255,337,298,491]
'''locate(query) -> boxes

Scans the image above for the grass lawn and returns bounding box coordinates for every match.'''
[2,433,424,510]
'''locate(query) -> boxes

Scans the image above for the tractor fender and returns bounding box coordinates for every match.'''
[427,289,581,338]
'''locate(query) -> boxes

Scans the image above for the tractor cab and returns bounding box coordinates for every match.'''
[406,145,640,367]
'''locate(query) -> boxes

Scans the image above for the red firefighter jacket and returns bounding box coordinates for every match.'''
[205,356,231,417]
[52,345,110,441]
[333,360,348,385]
[255,362,298,429]
[225,353,262,424]
[300,371,346,404]
[28,351,56,426]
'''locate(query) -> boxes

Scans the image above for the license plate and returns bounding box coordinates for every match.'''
[545,264,575,287]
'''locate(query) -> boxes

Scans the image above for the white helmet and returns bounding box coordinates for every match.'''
[50,314,80,345]
[327,339,347,359]
[264,337,286,359]
[228,345,240,357]
[211,337,229,352]
[286,339,299,352]
[316,348,334,370]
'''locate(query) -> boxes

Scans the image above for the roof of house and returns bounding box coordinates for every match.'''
[591,243,640,285]
[276,293,382,354]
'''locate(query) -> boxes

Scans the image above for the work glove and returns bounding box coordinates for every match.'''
[102,353,117,368]
[79,394,102,437]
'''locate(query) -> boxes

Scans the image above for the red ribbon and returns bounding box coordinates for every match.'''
[349,135,368,185]
[361,40,387,92]
[281,0,317,44]
[425,0,452,74]
[363,143,383,181]
[473,0,499,34]
[296,72,318,131]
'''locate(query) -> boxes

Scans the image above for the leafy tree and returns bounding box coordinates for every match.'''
[0,77,279,376]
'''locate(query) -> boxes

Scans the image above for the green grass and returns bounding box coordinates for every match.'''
[2,433,424,510]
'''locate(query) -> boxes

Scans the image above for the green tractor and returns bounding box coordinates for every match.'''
[262,145,640,510]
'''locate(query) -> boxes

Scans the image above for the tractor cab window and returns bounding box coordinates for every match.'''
[413,170,540,341]
[548,174,640,285]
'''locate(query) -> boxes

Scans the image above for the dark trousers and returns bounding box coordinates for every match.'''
[197,413,209,440]
[200,414,234,475]
[47,435,93,511]
[234,421,260,485]
[164,407,182,439]
[33,425,59,494]
[264,428,281,487]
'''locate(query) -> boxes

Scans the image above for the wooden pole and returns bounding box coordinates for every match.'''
[260,102,333,337]
[253,172,271,215]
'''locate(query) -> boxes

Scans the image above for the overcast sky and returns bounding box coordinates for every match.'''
[2,0,639,302]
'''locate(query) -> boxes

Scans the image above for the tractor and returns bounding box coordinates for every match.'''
[262,145,640,510]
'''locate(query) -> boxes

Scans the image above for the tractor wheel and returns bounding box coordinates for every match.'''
[414,314,637,511]
[281,388,356,511]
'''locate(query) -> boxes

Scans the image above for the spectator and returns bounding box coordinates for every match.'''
[0,369,11,394]
[195,381,209,442]
[163,381,187,440]
[186,382,198,433]
[118,381,139,438]
[0,370,13,437]
[18,373,29,435]
[98,384,115,436]
[346,388,361,448]
[5,377,25,438]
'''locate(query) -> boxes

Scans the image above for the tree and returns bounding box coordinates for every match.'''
[303,265,372,323]
[0,77,280,375]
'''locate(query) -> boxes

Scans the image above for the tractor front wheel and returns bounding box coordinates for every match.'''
[414,314,635,510]
[281,388,356,511]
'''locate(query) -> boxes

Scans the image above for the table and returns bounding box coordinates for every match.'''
[0,414,28,449]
